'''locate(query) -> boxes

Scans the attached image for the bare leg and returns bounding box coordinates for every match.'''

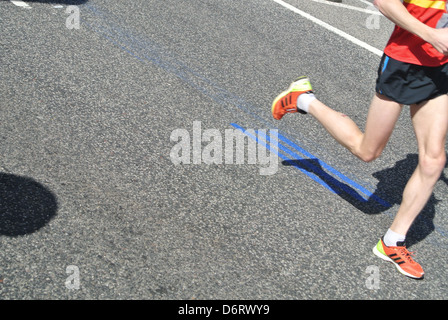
[307,93,403,162]
[390,95,448,236]
[305,92,448,238]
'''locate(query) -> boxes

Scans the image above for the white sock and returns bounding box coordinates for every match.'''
[383,228,406,247]
[297,92,316,113]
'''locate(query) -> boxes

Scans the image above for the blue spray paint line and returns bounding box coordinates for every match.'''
[82,3,389,207]
[276,132,391,208]
[263,133,371,203]
[245,127,448,243]
[80,3,448,242]
[231,123,391,207]
[230,124,338,193]
[81,4,272,123]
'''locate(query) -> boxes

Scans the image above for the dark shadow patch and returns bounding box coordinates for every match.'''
[0,172,58,237]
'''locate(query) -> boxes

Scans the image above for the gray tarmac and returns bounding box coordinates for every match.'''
[1,0,447,300]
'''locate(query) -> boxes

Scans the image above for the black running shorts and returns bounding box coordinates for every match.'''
[375,54,448,105]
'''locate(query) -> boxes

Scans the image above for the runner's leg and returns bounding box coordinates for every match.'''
[389,94,448,236]
[307,92,403,162]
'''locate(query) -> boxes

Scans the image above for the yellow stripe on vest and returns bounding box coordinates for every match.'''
[404,0,446,10]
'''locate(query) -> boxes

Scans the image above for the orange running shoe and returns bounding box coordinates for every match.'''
[271,76,313,120]
[373,238,424,279]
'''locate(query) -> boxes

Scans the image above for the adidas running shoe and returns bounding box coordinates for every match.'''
[373,238,424,279]
[271,76,313,120]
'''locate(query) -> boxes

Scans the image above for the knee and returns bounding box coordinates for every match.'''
[356,148,383,163]
[359,152,381,163]
[419,152,446,179]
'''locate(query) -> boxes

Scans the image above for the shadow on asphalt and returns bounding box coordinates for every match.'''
[0,172,58,237]
[283,154,448,248]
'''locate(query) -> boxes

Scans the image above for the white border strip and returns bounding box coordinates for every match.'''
[272,0,383,57]
[310,0,381,15]
[10,1,31,8]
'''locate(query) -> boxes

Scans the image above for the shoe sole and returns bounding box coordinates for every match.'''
[372,245,424,280]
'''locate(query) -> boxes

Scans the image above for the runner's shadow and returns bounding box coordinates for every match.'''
[283,154,446,247]
[0,172,58,237]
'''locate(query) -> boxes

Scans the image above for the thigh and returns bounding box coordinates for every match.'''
[360,93,403,156]
[411,94,448,158]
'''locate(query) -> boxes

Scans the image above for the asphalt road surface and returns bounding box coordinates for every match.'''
[1,0,447,301]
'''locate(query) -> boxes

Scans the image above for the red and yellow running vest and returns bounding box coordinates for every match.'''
[384,0,448,66]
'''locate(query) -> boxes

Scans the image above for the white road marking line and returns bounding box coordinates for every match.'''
[10,0,31,8]
[271,0,383,57]
[310,0,381,15]
[357,0,375,7]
